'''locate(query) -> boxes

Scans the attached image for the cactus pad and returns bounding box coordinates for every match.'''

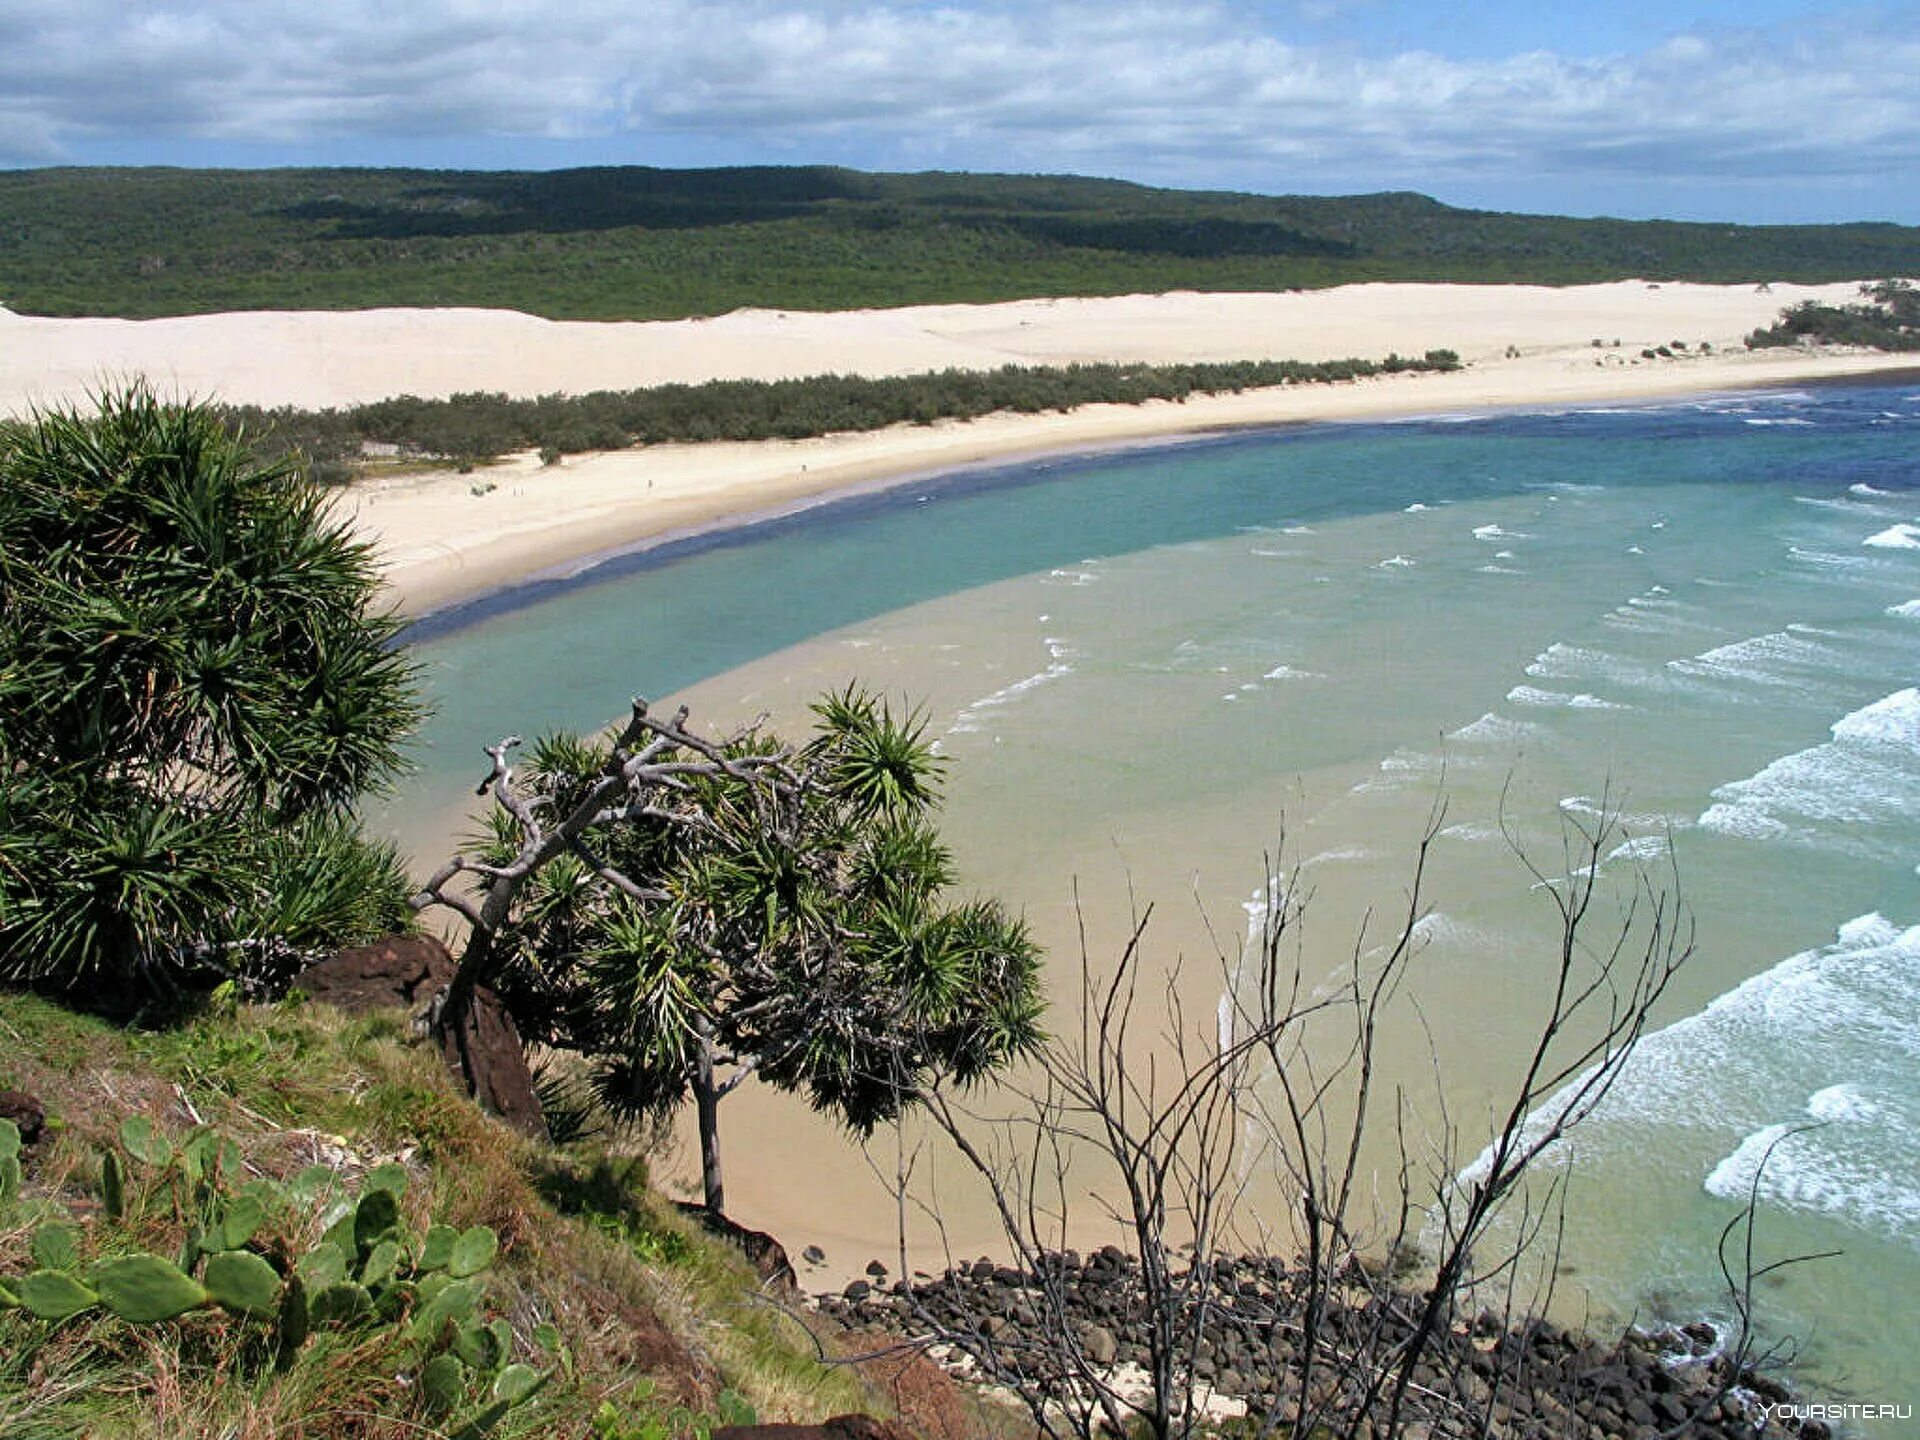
[18,1268,100,1321]
[419,1352,468,1415]
[100,1149,125,1219]
[447,1225,498,1279]
[364,1162,410,1196]
[353,1188,400,1254]
[308,1280,375,1326]
[119,1115,171,1168]
[30,1223,80,1272]
[204,1250,283,1314]
[92,1254,209,1322]
[419,1224,458,1272]
[294,1239,349,1296]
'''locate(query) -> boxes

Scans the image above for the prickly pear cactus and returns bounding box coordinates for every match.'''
[92,1254,210,1322]
[0,1118,21,1211]
[203,1250,282,1314]
[1,1124,547,1431]
[100,1149,125,1220]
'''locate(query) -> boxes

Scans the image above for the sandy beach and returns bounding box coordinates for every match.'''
[1,280,1911,619]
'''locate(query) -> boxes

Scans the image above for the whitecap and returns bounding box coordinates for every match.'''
[1377,554,1416,568]
[1699,689,1920,849]
[1607,834,1669,863]
[1404,502,1431,513]
[1668,629,1838,689]
[1507,684,1627,711]
[1864,523,1920,549]
[1830,687,1920,747]
[1468,915,1920,1242]
[1888,599,1920,618]
[1262,663,1322,681]
[1450,712,1541,745]
[1853,483,1896,497]
[1806,1083,1876,1123]
[948,658,1076,733]
[1526,643,1652,691]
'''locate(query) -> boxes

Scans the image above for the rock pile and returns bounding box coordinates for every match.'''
[815,1248,1824,1440]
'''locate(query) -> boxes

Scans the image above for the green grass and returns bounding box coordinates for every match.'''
[0,991,893,1438]
[4,165,1917,321]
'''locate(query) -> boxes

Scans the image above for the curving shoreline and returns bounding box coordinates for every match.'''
[2,280,1913,619]
[353,343,1912,621]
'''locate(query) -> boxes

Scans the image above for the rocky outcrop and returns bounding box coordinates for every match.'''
[0,1091,46,1147]
[715,1416,917,1440]
[676,1203,799,1293]
[819,1249,1820,1440]
[298,936,545,1139]
[297,935,456,1011]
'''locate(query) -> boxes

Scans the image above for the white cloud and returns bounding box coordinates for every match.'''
[2,0,1917,202]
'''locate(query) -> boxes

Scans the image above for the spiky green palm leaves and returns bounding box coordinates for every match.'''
[469,688,1044,1178]
[0,385,421,989]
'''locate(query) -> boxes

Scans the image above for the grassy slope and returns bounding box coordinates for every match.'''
[0,990,923,1440]
[3,166,1918,320]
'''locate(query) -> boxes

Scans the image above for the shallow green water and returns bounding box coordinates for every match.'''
[384,382,1920,1420]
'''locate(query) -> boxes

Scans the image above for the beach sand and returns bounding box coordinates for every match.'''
[1,280,1909,620]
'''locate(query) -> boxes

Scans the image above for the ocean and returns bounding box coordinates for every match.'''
[381,377,1920,1420]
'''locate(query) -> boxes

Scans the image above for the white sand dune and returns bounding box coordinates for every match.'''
[2,280,1909,618]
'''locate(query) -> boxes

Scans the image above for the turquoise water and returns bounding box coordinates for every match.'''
[385,380,1920,1417]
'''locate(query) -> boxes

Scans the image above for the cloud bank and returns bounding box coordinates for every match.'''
[4,2,1917,218]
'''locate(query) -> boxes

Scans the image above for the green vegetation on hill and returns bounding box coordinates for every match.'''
[228,352,1462,479]
[4,165,1918,320]
[0,991,894,1439]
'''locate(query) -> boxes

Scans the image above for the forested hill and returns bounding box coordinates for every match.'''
[4,164,1919,320]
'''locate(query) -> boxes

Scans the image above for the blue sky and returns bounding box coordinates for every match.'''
[4,1,1917,224]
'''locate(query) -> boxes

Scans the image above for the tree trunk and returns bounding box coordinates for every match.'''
[694,1020,726,1214]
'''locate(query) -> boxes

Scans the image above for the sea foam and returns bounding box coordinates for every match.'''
[1699,689,1920,850]
[1864,522,1920,549]
[1472,916,1920,1242]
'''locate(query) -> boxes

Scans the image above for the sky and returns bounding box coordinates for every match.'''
[3,0,1917,224]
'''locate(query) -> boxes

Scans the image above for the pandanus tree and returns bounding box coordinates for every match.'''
[0,386,420,994]
[415,688,1045,1213]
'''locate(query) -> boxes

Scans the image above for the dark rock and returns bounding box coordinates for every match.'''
[302,934,546,1139]
[437,981,545,1137]
[844,1280,872,1302]
[0,1091,46,1147]
[802,1245,827,1266]
[866,1260,888,1279]
[298,934,454,1012]
[714,1415,918,1440]
[1076,1323,1118,1366]
[677,1204,798,1293]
